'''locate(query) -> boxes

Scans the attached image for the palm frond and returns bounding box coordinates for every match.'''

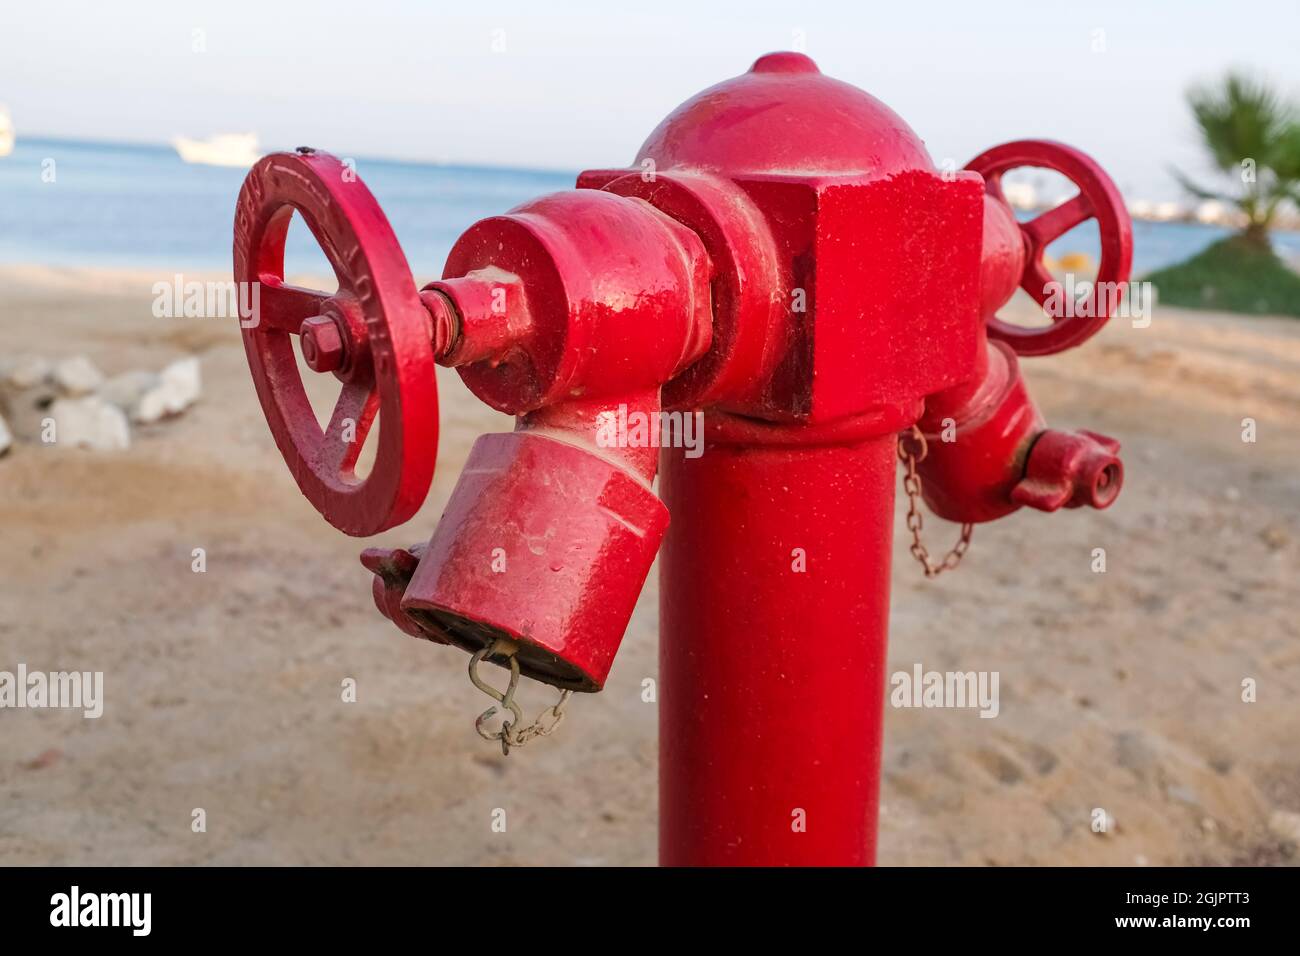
[1186,72,1295,173]
[1169,166,1234,203]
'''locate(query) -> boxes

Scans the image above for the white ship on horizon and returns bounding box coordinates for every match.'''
[172,132,261,168]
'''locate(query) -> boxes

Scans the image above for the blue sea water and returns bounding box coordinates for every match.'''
[2,137,1298,277]
[0,138,575,277]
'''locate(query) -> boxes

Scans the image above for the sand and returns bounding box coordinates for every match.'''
[0,263,1297,866]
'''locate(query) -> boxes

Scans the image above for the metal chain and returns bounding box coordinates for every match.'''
[897,425,974,578]
[468,637,573,756]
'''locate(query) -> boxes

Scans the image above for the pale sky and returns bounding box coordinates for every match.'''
[3,0,1298,200]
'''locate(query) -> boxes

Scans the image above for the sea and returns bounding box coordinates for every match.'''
[3,137,1299,278]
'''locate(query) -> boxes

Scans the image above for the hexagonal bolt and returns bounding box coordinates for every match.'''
[300,316,347,373]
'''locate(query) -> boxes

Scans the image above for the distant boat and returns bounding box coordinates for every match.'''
[172,132,261,168]
[0,105,14,158]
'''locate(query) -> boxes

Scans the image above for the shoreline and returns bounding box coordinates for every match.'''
[4,216,1299,285]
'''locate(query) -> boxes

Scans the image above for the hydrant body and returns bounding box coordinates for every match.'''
[660,434,900,865]
[594,51,981,865]
[233,52,1132,866]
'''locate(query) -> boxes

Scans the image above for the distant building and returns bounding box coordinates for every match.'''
[1002,181,1038,211]
[1127,198,1195,224]
[1125,193,1296,232]
[1153,201,1186,222]
[1128,198,1156,220]
[1195,200,1228,225]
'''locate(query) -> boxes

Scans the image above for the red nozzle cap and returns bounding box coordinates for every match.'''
[1011,429,1123,512]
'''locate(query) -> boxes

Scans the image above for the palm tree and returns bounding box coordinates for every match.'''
[1173,73,1300,247]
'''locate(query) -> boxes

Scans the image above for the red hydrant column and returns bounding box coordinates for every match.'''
[658,428,897,866]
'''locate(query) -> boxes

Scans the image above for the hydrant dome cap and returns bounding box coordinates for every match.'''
[634,52,934,178]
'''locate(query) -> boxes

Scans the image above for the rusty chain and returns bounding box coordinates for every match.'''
[897,425,973,578]
[468,637,573,756]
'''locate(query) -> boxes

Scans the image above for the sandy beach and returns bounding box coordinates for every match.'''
[1,263,1297,866]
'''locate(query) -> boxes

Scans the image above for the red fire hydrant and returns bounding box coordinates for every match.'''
[233,52,1132,866]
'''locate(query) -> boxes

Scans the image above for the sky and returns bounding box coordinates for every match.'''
[2,0,1298,201]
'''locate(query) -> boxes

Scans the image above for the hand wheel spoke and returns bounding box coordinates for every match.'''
[255,278,333,333]
[1021,258,1060,312]
[317,378,380,478]
[1021,194,1093,252]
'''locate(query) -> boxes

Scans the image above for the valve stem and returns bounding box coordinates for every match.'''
[419,289,460,363]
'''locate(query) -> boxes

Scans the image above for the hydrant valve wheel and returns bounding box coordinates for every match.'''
[233,149,438,536]
[966,139,1133,356]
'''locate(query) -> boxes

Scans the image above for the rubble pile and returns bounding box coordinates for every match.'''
[0,354,201,455]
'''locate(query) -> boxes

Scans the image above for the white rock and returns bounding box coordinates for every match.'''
[161,356,201,408]
[0,385,55,442]
[5,356,51,390]
[99,370,160,411]
[133,357,201,423]
[133,380,187,423]
[0,412,12,457]
[1269,810,1300,845]
[47,396,130,451]
[51,355,105,396]
[133,385,174,424]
